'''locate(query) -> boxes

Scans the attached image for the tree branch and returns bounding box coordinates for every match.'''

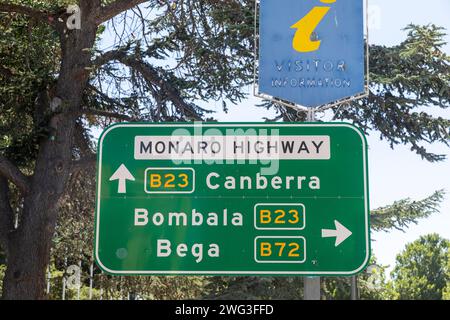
[86,83,136,114]
[92,49,203,120]
[82,109,134,121]
[0,3,55,26]
[71,153,97,175]
[97,0,148,24]
[70,123,97,175]
[120,58,203,120]
[91,48,128,67]
[0,155,30,194]
[370,190,445,232]
[73,121,94,156]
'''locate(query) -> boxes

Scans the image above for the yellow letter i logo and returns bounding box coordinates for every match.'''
[291,0,336,53]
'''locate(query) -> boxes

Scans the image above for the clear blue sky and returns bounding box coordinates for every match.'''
[98,0,450,278]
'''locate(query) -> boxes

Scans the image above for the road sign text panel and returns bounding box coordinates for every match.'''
[95,123,370,275]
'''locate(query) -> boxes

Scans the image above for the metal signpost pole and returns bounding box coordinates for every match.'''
[89,263,94,300]
[304,108,321,300]
[255,0,370,299]
[46,266,51,296]
[304,277,321,300]
[351,275,359,300]
[62,256,67,300]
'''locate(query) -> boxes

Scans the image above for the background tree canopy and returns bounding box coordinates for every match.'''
[1,1,448,166]
[388,234,450,300]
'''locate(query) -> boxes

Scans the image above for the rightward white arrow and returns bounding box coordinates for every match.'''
[321,220,352,247]
[109,164,135,194]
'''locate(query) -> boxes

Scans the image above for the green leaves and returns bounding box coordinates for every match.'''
[389,234,450,300]
[322,256,389,300]
[0,9,59,166]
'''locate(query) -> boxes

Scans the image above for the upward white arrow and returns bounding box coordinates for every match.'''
[109,164,135,194]
[321,220,352,247]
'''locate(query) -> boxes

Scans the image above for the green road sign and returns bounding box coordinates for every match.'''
[95,123,370,276]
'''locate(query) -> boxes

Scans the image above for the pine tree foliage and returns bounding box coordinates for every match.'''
[370,190,445,232]
[262,24,449,162]
[337,25,449,162]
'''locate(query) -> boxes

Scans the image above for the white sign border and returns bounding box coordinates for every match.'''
[95,123,370,276]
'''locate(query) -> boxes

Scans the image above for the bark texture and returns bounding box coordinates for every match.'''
[1,0,101,299]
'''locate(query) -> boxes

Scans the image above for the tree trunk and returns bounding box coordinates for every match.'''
[2,214,57,299]
[2,113,74,299]
[1,2,99,299]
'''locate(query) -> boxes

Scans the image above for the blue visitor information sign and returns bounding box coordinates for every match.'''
[258,0,365,107]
